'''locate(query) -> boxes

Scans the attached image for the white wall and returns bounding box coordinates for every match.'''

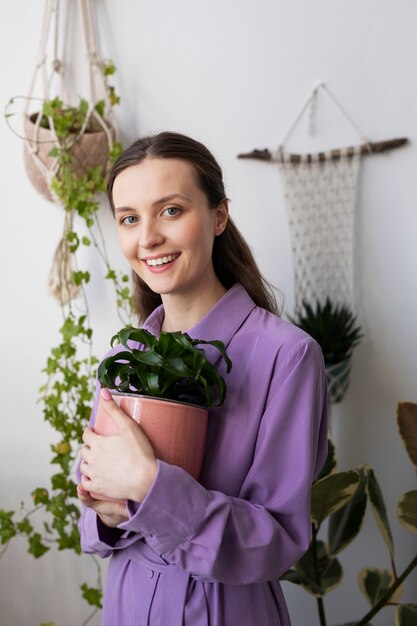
[1,1,416,624]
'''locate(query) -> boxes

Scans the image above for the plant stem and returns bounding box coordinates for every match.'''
[357,553,417,625]
[311,524,327,626]
[316,597,327,626]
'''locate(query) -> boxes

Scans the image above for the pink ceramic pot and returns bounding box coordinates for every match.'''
[90,392,208,500]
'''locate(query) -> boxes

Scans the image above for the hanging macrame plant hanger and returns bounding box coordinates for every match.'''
[238,84,408,403]
[20,0,118,305]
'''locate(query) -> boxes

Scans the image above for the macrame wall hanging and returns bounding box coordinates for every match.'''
[238,84,408,403]
[8,0,118,304]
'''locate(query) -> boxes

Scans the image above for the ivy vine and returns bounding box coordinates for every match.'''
[1,65,132,625]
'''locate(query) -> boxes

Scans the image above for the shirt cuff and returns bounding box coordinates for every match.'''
[118,460,208,556]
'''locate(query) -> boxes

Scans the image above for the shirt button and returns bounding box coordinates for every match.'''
[147,569,154,578]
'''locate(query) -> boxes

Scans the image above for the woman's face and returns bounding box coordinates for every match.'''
[112,158,228,302]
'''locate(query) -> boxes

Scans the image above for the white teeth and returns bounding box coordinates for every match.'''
[146,254,178,267]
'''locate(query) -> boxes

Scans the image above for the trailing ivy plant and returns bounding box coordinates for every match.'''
[281,401,417,626]
[0,64,131,624]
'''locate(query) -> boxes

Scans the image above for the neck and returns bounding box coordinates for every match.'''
[161,279,226,333]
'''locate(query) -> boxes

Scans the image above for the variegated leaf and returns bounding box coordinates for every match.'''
[397,402,417,470]
[395,604,417,626]
[317,438,337,480]
[397,490,417,534]
[358,567,402,607]
[311,470,360,525]
[285,539,342,597]
[366,466,394,558]
[328,466,367,555]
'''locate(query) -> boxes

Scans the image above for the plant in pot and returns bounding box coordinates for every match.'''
[93,327,233,497]
[290,298,363,404]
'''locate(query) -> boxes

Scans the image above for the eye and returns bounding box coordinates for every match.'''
[120,215,138,226]
[162,207,181,217]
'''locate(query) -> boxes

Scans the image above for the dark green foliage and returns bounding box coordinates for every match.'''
[281,417,417,626]
[290,298,362,364]
[98,327,233,408]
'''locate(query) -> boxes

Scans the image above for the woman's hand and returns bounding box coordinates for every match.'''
[79,389,158,503]
[77,484,129,527]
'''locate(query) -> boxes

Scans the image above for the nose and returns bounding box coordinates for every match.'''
[140,217,164,250]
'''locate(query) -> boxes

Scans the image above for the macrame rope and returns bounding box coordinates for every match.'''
[275,82,373,159]
[24,0,118,304]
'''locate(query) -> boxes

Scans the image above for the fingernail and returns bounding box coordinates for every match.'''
[101,388,112,401]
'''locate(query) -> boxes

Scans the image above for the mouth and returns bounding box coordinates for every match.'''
[144,253,180,267]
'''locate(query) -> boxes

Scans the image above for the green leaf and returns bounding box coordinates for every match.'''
[311,470,360,525]
[28,532,49,558]
[0,510,17,543]
[280,568,323,596]
[358,567,402,607]
[328,467,367,555]
[283,540,342,597]
[31,488,49,505]
[366,466,394,558]
[397,402,417,469]
[94,100,105,117]
[317,438,337,480]
[80,583,103,608]
[48,147,60,157]
[397,490,417,534]
[395,604,417,626]
[16,518,33,535]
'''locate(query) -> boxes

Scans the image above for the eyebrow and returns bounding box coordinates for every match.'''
[114,193,192,214]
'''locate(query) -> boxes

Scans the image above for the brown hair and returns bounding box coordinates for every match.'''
[107,131,280,321]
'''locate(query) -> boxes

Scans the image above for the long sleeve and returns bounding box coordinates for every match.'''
[118,339,328,584]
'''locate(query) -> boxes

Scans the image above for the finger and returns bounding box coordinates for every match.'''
[77,483,90,498]
[80,474,93,492]
[100,388,133,432]
[80,444,91,462]
[82,426,96,445]
[79,460,90,477]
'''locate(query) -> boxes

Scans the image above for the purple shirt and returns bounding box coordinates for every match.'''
[79,283,328,625]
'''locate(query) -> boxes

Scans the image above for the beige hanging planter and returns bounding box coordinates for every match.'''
[23,111,114,202]
[14,0,120,305]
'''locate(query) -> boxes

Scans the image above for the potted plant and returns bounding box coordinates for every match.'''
[290,298,362,403]
[23,96,116,202]
[94,327,233,489]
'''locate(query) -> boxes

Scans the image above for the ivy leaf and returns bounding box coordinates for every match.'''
[28,532,49,558]
[397,490,417,534]
[16,518,33,535]
[80,583,103,608]
[365,466,394,558]
[31,488,49,505]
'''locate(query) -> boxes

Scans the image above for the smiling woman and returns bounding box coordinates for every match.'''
[112,158,229,331]
[77,131,329,626]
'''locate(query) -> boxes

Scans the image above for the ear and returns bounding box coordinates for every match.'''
[214,200,229,236]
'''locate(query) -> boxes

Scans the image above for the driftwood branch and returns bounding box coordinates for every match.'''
[237,137,409,164]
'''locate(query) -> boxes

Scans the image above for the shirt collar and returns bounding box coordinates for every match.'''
[143,283,256,365]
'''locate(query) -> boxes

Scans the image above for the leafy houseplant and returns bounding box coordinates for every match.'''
[94,327,233,486]
[290,298,363,403]
[0,66,131,621]
[281,401,417,626]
